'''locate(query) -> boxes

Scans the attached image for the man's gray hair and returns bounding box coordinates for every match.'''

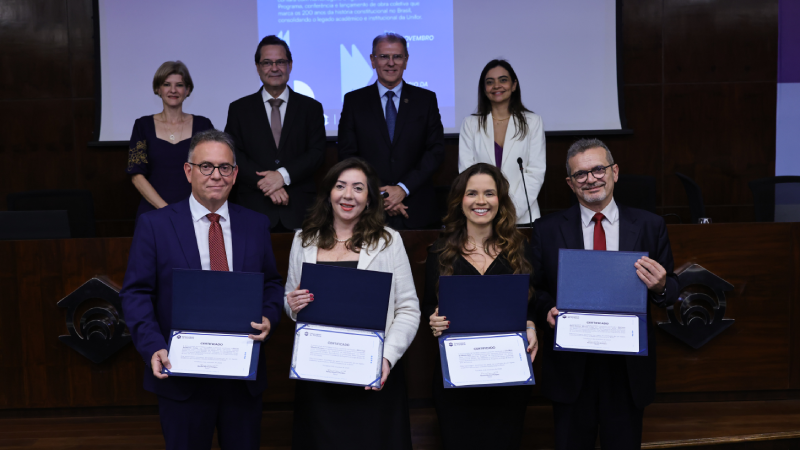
[372,32,408,56]
[187,129,237,165]
[565,138,614,175]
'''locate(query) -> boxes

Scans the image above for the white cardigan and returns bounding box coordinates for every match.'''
[458,111,546,223]
[283,228,420,366]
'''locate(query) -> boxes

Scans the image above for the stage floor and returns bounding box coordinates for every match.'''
[1,400,799,449]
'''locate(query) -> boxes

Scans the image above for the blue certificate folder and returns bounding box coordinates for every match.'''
[164,269,264,380]
[438,275,534,388]
[291,263,392,387]
[554,249,649,356]
[297,263,392,330]
[438,274,530,333]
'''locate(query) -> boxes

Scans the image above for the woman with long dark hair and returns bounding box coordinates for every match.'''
[458,59,546,225]
[283,157,420,449]
[423,163,538,449]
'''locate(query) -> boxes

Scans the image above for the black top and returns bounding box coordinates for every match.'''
[316,260,359,269]
[422,239,518,319]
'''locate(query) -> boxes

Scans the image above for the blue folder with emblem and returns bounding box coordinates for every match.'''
[290,262,392,388]
[437,274,535,388]
[554,249,649,356]
[164,268,264,380]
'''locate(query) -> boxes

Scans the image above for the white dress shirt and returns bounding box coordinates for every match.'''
[189,194,234,271]
[376,81,409,196]
[262,86,292,186]
[579,198,620,251]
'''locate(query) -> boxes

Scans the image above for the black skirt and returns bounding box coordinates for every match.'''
[432,356,532,450]
[291,358,413,450]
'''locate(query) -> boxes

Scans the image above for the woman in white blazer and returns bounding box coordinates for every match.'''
[459,59,546,224]
[283,157,420,450]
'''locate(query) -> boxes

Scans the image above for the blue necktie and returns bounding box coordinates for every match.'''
[385,91,397,142]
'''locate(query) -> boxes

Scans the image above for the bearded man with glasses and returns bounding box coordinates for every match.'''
[224,35,325,233]
[527,138,679,449]
[121,129,284,450]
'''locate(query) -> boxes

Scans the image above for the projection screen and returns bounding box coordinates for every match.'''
[96,0,624,142]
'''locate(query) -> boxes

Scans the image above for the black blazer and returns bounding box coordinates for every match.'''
[528,203,679,409]
[225,87,325,229]
[338,82,445,229]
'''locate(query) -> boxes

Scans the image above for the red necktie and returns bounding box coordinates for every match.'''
[592,212,606,251]
[207,213,229,271]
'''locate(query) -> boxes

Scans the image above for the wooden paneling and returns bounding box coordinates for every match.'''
[663,0,779,84]
[1,224,798,409]
[621,0,663,85]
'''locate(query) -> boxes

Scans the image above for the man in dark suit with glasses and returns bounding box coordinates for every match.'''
[338,32,445,230]
[528,138,679,449]
[225,35,325,232]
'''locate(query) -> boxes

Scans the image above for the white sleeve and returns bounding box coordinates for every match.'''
[382,232,421,366]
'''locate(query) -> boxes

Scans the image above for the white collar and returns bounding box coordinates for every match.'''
[579,198,618,227]
[189,194,229,223]
[262,85,290,104]
[377,80,403,99]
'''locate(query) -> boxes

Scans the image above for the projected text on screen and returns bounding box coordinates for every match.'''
[258,0,455,134]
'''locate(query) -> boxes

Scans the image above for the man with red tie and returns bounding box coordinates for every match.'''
[120,129,283,450]
[527,138,679,449]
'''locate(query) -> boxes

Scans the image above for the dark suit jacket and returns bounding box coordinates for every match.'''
[120,197,284,401]
[338,82,445,229]
[528,202,678,409]
[225,87,325,229]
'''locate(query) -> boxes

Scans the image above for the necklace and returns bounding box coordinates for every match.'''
[334,235,352,243]
[493,116,510,122]
[161,113,185,141]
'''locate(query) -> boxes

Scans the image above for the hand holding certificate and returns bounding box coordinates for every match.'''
[553,249,649,356]
[161,269,265,380]
[437,275,535,388]
[289,263,393,388]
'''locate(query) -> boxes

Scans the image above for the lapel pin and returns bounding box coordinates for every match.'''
[404,98,409,103]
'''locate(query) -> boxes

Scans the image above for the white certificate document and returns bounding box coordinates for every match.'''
[555,312,640,353]
[442,333,533,387]
[290,323,384,387]
[166,331,255,378]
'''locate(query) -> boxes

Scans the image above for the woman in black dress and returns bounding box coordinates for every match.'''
[424,162,539,449]
[283,158,420,450]
[127,61,214,218]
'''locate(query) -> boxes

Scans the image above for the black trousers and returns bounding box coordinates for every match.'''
[552,354,644,450]
[157,379,262,450]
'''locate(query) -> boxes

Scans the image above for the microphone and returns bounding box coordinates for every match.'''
[517,157,534,229]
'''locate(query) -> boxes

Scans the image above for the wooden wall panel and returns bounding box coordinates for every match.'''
[663,0,778,84]
[654,224,794,392]
[1,224,797,409]
[621,0,663,85]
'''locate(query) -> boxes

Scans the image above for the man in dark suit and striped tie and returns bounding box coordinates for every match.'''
[338,33,445,230]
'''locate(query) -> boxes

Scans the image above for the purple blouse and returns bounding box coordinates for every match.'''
[494,141,503,168]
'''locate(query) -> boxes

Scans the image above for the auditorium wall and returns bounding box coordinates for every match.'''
[0,0,778,236]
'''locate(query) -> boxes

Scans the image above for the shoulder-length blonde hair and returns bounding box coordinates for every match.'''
[300,158,391,252]
[435,163,532,297]
[152,61,194,96]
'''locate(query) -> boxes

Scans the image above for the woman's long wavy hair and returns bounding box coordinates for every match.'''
[436,163,533,298]
[300,158,391,252]
[475,59,532,140]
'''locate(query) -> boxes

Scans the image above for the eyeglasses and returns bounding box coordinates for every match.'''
[570,164,614,183]
[189,162,236,177]
[258,59,289,69]
[374,54,407,64]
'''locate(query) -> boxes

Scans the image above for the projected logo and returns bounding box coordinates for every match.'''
[272,30,316,100]
[658,264,734,349]
[57,277,132,364]
[340,44,373,101]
